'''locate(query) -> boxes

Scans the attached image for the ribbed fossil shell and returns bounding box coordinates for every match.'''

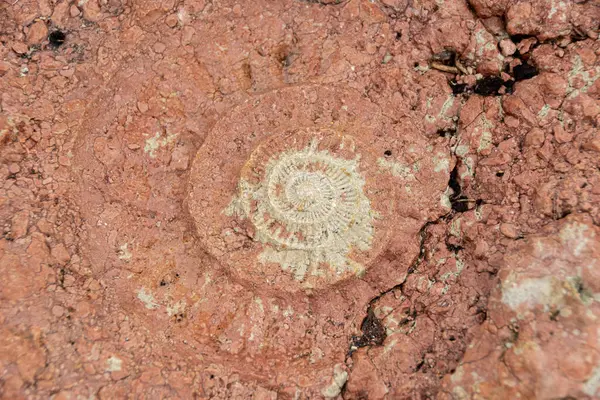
[226,132,378,281]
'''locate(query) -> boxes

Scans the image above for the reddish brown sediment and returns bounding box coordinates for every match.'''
[0,0,599,398]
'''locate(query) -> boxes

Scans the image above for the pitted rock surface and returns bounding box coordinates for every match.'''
[1,0,599,397]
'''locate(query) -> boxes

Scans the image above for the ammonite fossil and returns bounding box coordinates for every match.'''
[189,128,395,291]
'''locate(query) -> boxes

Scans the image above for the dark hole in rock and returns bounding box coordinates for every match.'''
[415,360,425,372]
[496,171,504,177]
[448,164,473,207]
[509,34,532,43]
[432,49,457,67]
[504,79,516,94]
[48,30,66,47]
[350,309,386,350]
[451,196,471,212]
[448,164,461,197]
[437,127,457,138]
[556,209,572,220]
[384,150,392,156]
[513,62,539,81]
[473,76,505,96]
[476,309,487,324]
[449,80,468,95]
[446,244,463,253]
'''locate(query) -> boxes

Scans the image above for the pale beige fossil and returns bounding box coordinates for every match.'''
[225,137,377,282]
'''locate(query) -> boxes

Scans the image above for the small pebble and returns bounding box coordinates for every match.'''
[499,39,516,56]
[12,42,29,55]
[165,14,178,28]
[153,42,166,53]
[500,223,519,239]
[9,163,20,174]
[137,102,149,113]
[27,20,49,45]
[70,5,81,17]
[52,305,65,317]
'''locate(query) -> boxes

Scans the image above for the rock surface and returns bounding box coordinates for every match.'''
[0,0,598,397]
[441,215,600,399]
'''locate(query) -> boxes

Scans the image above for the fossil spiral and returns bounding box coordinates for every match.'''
[226,132,378,281]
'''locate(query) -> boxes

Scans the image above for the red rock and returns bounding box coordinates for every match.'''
[98,382,129,399]
[0,61,10,76]
[26,21,48,45]
[70,5,81,17]
[11,210,29,239]
[517,37,537,54]
[36,218,54,235]
[52,391,73,400]
[499,222,519,238]
[553,124,573,143]
[51,305,65,317]
[380,0,408,11]
[468,0,510,17]
[499,39,517,56]
[345,350,388,399]
[52,0,72,26]
[253,386,277,400]
[0,329,47,383]
[165,14,178,28]
[2,1,600,398]
[8,163,20,174]
[524,127,545,147]
[12,42,29,55]
[51,243,71,265]
[583,138,600,153]
[169,146,189,171]
[443,216,600,398]
[153,42,166,53]
[82,0,103,22]
[138,366,164,385]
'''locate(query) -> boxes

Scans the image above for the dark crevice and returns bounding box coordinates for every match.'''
[437,127,457,138]
[449,80,468,95]
[508,34,532,43]
[346,217,445,360]
[554,209,572,220]
[448,164,475,212]
[448,164,461,196]
[48,30,66,47]
[512,62,538,81]
[414,359,425,372]
[464,0,477,17]
[473,76,506,96]
[446,244,463,253]
[431,48,458,67]
[350,309,386,349]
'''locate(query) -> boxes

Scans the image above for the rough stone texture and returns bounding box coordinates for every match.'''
[25,20,47,45]
[0,0,598,398]
[441,215,600,399]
